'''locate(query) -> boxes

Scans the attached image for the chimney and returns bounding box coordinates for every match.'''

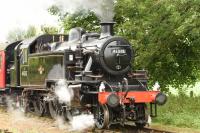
[100,22,115,38]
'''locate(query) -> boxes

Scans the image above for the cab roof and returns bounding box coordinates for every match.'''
[0,34,68,51]
[19,34,68,49]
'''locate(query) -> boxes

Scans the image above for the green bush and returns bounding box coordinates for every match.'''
[154,94,200,129]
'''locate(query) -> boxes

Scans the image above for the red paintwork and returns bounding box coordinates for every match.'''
[0,51,6,89]
[98,91,160,105]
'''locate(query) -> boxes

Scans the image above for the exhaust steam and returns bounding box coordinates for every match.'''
[55,79,74,104]
[53,0,115,22]
[5,97,26,122]
[54,79,95,131]
[70,114,94,131]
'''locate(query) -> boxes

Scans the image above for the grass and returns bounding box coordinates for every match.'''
[153,94,200,129]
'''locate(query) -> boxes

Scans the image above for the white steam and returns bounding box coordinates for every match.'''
[55,116,68,130]
[6,97,26,122]
[55,79,74,104]
[147,115,152,126]
[70,114,95,131]
[48,64,64,80]
[152,81,160,91]
[54,0,115,22]
[54,79,95,131]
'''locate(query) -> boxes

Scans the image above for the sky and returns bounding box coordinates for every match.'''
[0,0,59,42]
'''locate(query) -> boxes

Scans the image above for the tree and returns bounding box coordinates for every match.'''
[115,0,200,90]
[61,10,100,33]
[7,25,37,42]
[41,25,59,34]
[7,28,25,42]
[25,26,37,38]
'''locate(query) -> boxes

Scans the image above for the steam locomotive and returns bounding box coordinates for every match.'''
[0,22,167,129]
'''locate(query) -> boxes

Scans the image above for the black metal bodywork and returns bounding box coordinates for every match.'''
[9,34,68,88]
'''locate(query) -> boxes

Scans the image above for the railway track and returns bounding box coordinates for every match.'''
[23,111,175,133]
[137,127,174,133]
[24,113,174,133]
[93,124,174,133]
[0,127,174,133]
[0,106,174,133]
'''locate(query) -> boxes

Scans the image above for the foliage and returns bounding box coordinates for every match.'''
[24,26,37,39]
[115,0,200,90]
[40,25,59,34]
[7,25,37,42]
[48,0,200,90]
[7,25,60,42]
[61,10,100,33]
[48,5,62,16]
[154,94,200,129]
[48,6,100,33]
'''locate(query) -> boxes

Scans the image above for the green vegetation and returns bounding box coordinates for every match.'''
[40,25,59,34]
[6,25,59,43]
[7,26,37,42]
[154,94,200,129]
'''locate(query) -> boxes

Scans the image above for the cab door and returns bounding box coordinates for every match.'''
[0,51,6,88]
[20,48,29,86]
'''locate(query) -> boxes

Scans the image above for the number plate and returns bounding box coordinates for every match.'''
[112,49,126,54]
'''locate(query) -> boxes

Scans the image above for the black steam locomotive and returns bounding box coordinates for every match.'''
[0,22,167,129]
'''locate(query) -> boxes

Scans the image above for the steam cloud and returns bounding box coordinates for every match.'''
[48,64,64,80]
[53,0,115,22]
[55,116,68,130]
[54,79,94,131]
[70,114,94,131]
[55,79,74,104]
[6,97,27,122]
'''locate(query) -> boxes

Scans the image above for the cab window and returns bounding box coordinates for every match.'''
[20,49,28,64]
[23,49,27,63]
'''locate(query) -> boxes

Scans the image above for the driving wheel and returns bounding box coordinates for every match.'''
[95,104,110,129]
[33,98,44,116]
[49,100,59,119]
